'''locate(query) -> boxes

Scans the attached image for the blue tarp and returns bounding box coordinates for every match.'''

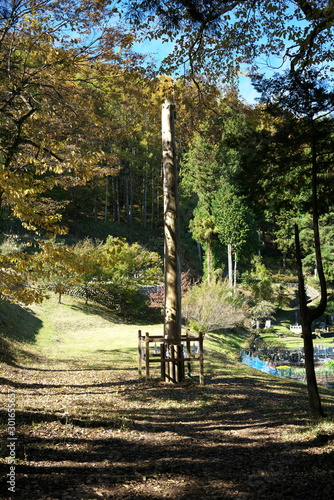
[240,351,334,386]
[241,351,279,376]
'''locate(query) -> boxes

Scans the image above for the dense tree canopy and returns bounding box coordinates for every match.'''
[122,0,334,81]
[0,0,143,233]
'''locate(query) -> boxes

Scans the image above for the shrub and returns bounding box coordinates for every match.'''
[182,278,247,334]
[0,234,24,254]
[325,360,334,373]
[38,237,163,319]
[249,300,276,323]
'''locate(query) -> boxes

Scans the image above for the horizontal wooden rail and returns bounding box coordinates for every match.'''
[149,356,201,363]
[138,335,202,342]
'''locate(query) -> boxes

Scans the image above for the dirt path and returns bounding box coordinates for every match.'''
[1,355,334,500]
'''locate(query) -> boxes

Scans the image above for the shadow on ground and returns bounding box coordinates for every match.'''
[0,360,333,500]
[0,302,42,345]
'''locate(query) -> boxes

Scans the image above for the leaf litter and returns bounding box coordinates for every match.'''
[1,352,334,499]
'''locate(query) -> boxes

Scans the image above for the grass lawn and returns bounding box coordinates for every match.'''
[256,302,334,350]
[29,295,164,368]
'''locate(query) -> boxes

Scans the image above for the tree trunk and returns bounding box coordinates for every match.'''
[112,176,120,223]
[227,243,233,287]
[158,163,163,224]
[206,241,213,284]
[295,223,324,418]
[142,172,147,228]
[151,172,155,228]
[93,177,98,222]
[233,252,237,289]
[124,173,129,224]
[197,242,202,262]
[162,99,182,347]
[129,170,134,226]
[104,175,109,224]
[125,168,134,227]
[291,116,327,418]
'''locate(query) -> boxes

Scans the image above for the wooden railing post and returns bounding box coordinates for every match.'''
[186,329,191,377]
[199,332,204,385]
[160,343,166,380]
[138,330,142,377]
[145,332,150,382]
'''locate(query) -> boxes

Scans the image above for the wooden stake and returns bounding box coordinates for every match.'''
[138,330,142,378]
[145,332,150,382]
[199,332,204,385]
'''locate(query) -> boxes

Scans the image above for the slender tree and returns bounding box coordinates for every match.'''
[253,70,334,417]
[212,184,258,288]
[181,131,221,281]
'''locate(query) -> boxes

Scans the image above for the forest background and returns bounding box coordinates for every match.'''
[2,1,334,417]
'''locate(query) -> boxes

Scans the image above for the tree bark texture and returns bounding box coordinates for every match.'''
[233,253,237,289]
[112,176,120,223]
[295,224,324,418]
[104,175,109,223]
[124,167,134,227]
[291,113,329,418]
[206,242,213,284]
[142,172,147,228]
[151,172,155,228]
[162,99,181,344]
[228,243,233,288]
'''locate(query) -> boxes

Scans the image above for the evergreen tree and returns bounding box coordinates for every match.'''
[212,184,258,287]
[253,69,334,418]
[181,131,222,281]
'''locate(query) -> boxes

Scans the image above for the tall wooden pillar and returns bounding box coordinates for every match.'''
[162,99,183,382]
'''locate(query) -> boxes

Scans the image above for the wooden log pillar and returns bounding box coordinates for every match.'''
[162,99,181,343]
[162,99,183,382]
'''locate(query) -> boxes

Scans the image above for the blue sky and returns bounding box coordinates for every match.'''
[238,75,260,104]
[131,37,286,105]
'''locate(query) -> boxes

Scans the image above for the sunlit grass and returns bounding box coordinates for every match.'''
[283,417,334,443]
[26,295,164,368]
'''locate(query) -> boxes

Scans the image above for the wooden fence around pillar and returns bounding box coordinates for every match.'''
[138,330,204,385]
